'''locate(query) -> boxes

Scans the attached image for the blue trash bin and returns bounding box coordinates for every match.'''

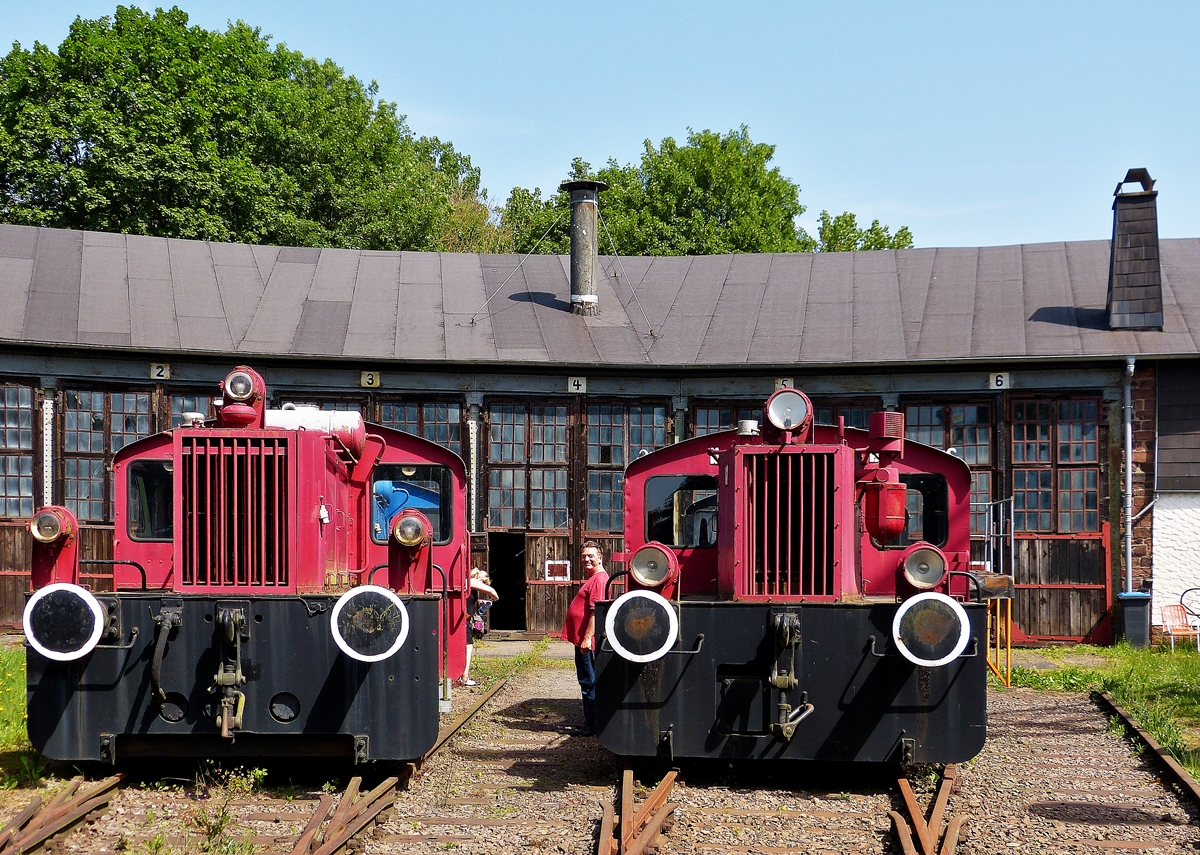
[1118,592,1152,648]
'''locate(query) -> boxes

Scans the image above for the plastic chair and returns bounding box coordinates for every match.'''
[1161,604,1200,652]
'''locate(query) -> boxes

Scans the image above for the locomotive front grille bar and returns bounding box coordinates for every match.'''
[746,452,835,597]
[180,435,289,588]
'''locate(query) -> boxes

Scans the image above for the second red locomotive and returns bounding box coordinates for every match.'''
[23,367,470,764]
[595,387,1012,764]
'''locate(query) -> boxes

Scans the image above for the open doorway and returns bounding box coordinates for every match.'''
[486,532,527,630]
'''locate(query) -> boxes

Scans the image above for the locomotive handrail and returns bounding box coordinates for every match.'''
[599,633,705,656]
[948,570,984,601]
[79,559,147,590]
[605,569,631,600]
[365,563,388,585]
[94,626,140,651]
[431,563,451,703]
[866,635,979,659]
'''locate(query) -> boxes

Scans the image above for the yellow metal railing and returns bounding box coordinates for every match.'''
[986,598,1012,687]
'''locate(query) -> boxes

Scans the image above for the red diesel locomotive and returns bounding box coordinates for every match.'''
[595,387,1012,764]
[23,367,470,764]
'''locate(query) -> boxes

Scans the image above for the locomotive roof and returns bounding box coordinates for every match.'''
[0,223,1197,368]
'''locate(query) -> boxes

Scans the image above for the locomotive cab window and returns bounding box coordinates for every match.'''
[371,464,453,544]
[128,460,173,541]
[646,475,719,548]
[878,473,948,548]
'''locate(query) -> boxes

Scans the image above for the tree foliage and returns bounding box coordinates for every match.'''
[500,127,913,255]
[0,5,487,250]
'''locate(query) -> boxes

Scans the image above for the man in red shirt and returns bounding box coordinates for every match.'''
[560,541,609,736]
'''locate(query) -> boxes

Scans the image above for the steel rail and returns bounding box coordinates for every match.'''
[288,676,511,855]
[598,768,678,855]
[0,773,123,855]
[1093,691,1200,808]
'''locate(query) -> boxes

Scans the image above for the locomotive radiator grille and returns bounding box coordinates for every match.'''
[746,452,836,597]
[179,435,289,588]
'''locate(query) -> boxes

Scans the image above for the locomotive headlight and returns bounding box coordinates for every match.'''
[765,388,812,432]
[330,585,411,662]
[393,513,427,547]
[29,510,65,544]
[892,592,971,668]
[224,370,256,402]
[23,583,105,662]
[902,543,947,590]
[630,543,678,588]
[605,590,679,663]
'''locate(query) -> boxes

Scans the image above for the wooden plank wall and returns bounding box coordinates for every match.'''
[0,523,114,625]
[524,534,626,634]
[1013,538,1106,639]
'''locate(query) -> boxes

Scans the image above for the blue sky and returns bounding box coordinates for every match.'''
[3,1,1198,248]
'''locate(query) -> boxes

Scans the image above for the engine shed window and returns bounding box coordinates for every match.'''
[880,473,949,548]
[645,475,719,548]
[371,464,453,545]
[128,460,173,541]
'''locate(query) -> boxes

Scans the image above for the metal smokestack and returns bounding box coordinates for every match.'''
[559,179,607,316]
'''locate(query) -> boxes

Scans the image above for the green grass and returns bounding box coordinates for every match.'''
[0,646,28,751]
[470,636,550,685]
[1006,642,1200,778]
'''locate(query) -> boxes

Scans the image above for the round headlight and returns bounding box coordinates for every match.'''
[902,544,947,590]
[393,514,427,547]
[224,371,255,402]
[605,590,679,663]
[892,592,971,668]
[765,388,811,432]
[30,511,64,544]
[330,585,410,662]
[630,543,677,588]
[24,583,105,662]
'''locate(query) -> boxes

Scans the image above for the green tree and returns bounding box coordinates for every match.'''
[501,127,912,255]
[816,210,913,252]
[0,5,488,250]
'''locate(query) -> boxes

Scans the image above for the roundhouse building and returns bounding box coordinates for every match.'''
[0,171,1197,641]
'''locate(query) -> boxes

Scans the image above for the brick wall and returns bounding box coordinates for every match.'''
[1128,364,1156,591]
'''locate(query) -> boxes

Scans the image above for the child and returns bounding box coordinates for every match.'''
[461,568,498,687]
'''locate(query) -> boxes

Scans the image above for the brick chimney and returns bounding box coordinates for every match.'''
[558,180,607,316]
[1107,168,1163,330]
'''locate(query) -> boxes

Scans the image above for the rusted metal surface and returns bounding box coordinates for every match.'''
[601,769,677,855]
[1093,690,1200,808]
[289,775,397,855]
[0,773,122,855]
[891,766,966,855]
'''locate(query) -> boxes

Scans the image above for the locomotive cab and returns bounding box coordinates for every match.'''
[595,387,1012,764]
[23,366,470,764]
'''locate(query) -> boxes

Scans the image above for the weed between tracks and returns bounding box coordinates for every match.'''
[1001,642,1200,780]
[470,636,550,685]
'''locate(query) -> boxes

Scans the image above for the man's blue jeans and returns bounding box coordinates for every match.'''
[574,646,596,731]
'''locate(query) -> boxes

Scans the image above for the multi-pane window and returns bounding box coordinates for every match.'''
[588,471,624,531]
[64,390,152,521]
[692,405,759,438]
[170,395,212,428]
[530,468,567,528]
[1012,400,1100,533]
[486,403,567,530]
[586,403,668,532]
[531,406,567,463]
[814,405,873,429]
[488,468,525,528]
[1,386,35,517]
[904,403,994,535]
[380,401,463,457]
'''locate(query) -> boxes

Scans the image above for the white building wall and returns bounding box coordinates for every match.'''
[1150,492,1200,625]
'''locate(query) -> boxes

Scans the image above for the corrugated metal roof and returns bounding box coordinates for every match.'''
[1,224,1197,367]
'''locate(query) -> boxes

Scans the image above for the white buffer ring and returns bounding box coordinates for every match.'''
[330,585,411,663]
[24,582,105,662]
[605,590,679,664]
[891,592,971,668]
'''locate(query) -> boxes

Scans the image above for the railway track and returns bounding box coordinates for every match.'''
[6,668,1200,854]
